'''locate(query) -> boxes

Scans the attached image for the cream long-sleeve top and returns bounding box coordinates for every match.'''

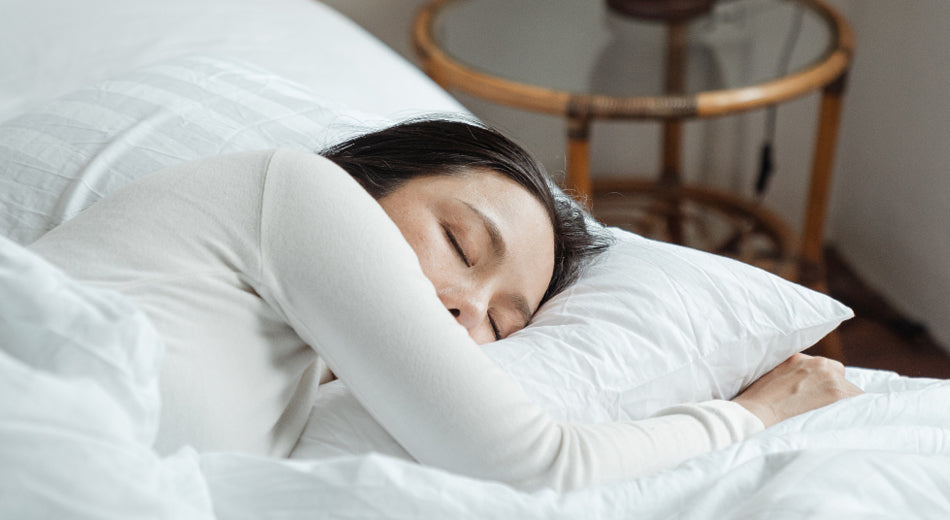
[29,148,763,492]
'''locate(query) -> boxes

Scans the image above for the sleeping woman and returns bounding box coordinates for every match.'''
[29,119,862,492]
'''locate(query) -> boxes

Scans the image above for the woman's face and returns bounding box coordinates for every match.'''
[378,169,555,344]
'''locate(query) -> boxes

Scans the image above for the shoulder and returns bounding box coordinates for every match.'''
[267,148,353,184]
[262,148,372,207]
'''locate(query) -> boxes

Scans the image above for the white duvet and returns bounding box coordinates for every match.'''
[3,234,950,519]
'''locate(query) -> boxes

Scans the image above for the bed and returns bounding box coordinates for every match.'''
[2,0,950,518]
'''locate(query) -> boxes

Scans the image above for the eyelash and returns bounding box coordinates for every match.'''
[488,314,501,341]
[444,225,471,267]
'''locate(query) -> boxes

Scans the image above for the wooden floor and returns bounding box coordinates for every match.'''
[807,247,950,379]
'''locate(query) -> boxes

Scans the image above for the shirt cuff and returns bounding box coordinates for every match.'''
[650,400,765,449]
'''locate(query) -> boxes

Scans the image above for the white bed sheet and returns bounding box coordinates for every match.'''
[0,0,465,123]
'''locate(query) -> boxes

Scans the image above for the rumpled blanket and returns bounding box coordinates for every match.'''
[2,235,949,519]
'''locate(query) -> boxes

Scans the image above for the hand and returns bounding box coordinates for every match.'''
[732,353,863,428]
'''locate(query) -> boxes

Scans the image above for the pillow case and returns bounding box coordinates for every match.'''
[485,228,853,422]
[0,55,392,245]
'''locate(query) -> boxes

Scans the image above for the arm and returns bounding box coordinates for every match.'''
[254,149,764,491]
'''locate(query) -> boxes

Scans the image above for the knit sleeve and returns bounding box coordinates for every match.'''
[254,148,763,492]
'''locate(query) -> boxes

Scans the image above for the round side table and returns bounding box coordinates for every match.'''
[413,0,854,357]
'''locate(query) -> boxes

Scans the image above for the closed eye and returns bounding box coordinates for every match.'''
[488,313,501,341]
[444,225,471,267]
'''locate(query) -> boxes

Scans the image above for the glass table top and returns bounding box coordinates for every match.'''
[430,0,835,98]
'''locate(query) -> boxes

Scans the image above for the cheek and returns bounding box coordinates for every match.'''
[402,225,453,290]
[378,197,457,295]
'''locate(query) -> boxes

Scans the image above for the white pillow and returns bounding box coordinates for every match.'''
[0,55,391,245]
[486,228,853,422]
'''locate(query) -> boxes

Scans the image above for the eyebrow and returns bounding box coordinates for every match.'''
[461,201,506,259]
[508,293,533,330]
[460,200,532,327]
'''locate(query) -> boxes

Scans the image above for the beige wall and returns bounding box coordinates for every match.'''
[826,0,950,350]
[324,0,950,351]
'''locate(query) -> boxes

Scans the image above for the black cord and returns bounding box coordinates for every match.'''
[755,2,805,198]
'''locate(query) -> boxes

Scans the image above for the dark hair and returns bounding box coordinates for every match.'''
[320,118,611,304]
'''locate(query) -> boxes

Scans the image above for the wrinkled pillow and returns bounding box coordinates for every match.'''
[0,55,390,245]
[485,228,853,422]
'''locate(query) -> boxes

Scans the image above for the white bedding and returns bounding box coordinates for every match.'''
[3,236,949,518]
[3,0,950,518]
[0,0,465,123]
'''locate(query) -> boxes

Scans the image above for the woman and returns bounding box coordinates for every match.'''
[29,119,860,492]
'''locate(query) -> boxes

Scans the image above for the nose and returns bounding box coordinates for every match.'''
[439,286,488,332]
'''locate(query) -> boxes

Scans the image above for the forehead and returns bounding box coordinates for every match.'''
[419,169,550,228]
